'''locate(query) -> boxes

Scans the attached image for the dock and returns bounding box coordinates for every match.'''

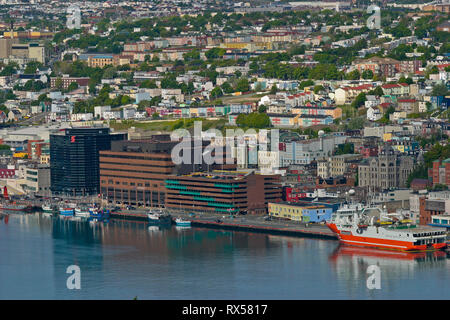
[110,210,148,221]
[178,212,338,240]
[110,209,338,240]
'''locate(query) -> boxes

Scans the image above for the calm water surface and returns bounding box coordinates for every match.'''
[0,212,449,300]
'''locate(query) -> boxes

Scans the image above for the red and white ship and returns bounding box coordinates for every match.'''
[326,203,447,252]
[0,186,32,212]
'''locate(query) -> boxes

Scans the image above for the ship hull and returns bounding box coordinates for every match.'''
[0,206,31,212]
[327,223,448,252]
[148,214,172,225]
[59,209,74,216]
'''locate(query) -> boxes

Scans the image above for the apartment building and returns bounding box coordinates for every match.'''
[317,154,362,179]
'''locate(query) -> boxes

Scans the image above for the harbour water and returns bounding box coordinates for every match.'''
[0,212,449,300]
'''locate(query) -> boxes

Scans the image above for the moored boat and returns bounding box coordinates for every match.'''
[42,204,54,213]
[75,207,90,218]
[175,217,191,227]
[326,203,447,252]
[147,210,172,225]
[89,208,110,222]
[59,207,74,216]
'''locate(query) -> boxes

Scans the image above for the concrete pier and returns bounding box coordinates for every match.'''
[112,209,338,240]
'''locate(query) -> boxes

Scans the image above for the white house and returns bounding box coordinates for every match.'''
[102,111,122,120]
[365,95,380,109]
[367,106,382,121]
[70,113,93,121]
[94,105,111,118]
[122,107,136,120]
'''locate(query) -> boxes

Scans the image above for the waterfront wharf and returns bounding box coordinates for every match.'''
[110,208,337,240]
[173,211,338,240]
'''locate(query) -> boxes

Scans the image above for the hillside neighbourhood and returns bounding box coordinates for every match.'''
[0,0,449,226]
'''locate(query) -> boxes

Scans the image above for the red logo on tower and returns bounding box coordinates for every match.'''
[71,136,76,143]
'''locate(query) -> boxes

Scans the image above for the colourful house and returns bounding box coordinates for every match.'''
[297,114,333,127]
[268,113,299,127]
[268,202,333,222]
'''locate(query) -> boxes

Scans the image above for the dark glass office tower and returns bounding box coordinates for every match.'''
[50,127,125,196]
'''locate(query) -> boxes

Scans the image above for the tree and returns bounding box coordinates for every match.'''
[149,96,162,106]
[347,117,365,130]
[235,78,250,92]
[0,105,8,114]
[24,61,43,74]
[270,84,278,94]
[140,80,157,89]
[368,86,384,97]
[152,112,160,119]
[398,76,413,85]
[103,66,117,79]
[299,80,314,90]
[379,105,395,124]
[258,105,267,113]
[205,47,226,60]
[313,85,324,94]
[210,86,223,99]
[346,69,360,80]
[362,69,373,80]
[0,62,18,76]
[221,82,234,94]
[351,92,366,109]
[335,143,354,155]
[431,84,449,97]
[183,49,200,62]
[67,82,79,91]
[254,82,263,92]
[236,112,271,129]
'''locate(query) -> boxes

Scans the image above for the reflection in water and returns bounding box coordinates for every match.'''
[329,244,449,299]
[0,212,449,299]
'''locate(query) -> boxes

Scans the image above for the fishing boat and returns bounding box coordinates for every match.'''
[147,210,172,225]
[326,203,447,252]
[175,217,191,227]
[74,207,90,218]
[0,187,32,212]
[59,207,74,216]
[42,204,54,214]
[89,208,110,222]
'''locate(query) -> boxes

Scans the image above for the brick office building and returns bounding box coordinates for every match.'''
[429,159,450,188]
[419,195,450,225]
[165,171,282,215]
[99,135,235,207]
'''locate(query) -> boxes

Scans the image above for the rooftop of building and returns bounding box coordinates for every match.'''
[269,201,329,209]
[171,169,277,180]
[50,126,110,136]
